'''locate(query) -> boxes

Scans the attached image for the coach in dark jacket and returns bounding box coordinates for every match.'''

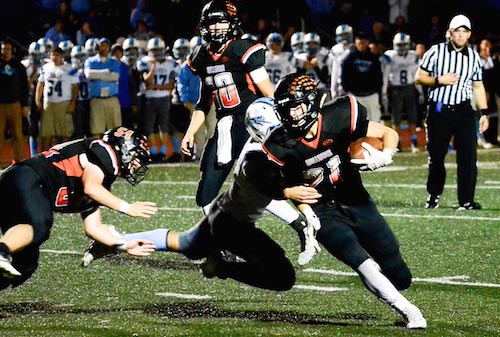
[341,32,383,122]
[0,39,28,162]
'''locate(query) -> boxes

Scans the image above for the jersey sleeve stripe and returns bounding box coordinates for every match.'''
[95,140,120,176]
[262,145,285,167]
[348,95,359,133]
[241,44,266,64]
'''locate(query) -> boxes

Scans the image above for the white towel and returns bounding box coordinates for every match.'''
[216,115,233,165]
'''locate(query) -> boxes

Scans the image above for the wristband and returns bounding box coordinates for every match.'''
[434,77,440,87]
[480,109,489,116]
[116,239,128,251]
[119,201,130,215]
[301,207,316,220]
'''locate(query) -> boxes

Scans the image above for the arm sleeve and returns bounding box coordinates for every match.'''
[419,45,437,73]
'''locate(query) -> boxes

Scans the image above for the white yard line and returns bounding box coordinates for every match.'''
[155,292,212,300]
[38,249,499,289]
[293,284,348,292]
[303,269,500,288]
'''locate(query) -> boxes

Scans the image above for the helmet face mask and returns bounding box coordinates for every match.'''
[335,24,353,44]
[102,127,151,186]
[393,33,411,56]
[200,0,239,51]
[275,74,320,138]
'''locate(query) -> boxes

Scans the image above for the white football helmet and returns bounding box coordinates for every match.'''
[189,35,204,50]
[304,32,321,55]
[265,32,284,49]
[393,33,411,56]
[172,38,191,60]
[28,41,46,66]
[290,31,305,54]
[84,37,99,56]
[37,37,53,52]
[147,37,166,62]
[241,33,258,41]
[122,36,140,65]
[70,45,88,68]
[245,97,281,143]
[335,24,353,44]
[58,40,74,52]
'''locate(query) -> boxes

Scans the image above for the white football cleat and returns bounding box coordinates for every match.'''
[0,253,21,279]
[401,303,427,329]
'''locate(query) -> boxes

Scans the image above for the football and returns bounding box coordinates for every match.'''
[349,137,384,159]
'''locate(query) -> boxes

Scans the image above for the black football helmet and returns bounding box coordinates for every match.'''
[199,0,239,51]
[274,73,322,138]
[102,127,151,185]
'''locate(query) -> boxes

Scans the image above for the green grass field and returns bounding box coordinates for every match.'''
[0,149,499,337]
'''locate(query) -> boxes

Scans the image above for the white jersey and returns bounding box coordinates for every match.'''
[328,43,353,98]
[264,51,297,87]
[381,50,420,94]
[295,47,330,91]
[39,62,79,103]
[136,56,179,98]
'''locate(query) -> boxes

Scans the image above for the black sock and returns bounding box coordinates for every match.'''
[0,242,11,255]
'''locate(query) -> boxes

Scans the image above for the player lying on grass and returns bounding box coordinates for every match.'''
[82,98,322,291]
[0,127,157,290]
[262,73,426,329]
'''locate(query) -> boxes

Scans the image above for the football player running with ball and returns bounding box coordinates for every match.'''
[0,127,157,290]
[262,73,427,329]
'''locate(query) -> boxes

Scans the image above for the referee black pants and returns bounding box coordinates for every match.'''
[425,102,478,204]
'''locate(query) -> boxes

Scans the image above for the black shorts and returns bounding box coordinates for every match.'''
[0,164,53,287]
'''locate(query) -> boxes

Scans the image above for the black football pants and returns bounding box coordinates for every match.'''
[426,102,478,204]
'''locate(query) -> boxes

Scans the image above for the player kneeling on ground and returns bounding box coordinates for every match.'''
[0,127,157,290]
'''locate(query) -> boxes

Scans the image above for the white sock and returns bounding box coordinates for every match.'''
[266,200,300,223]
[202,198,218,216]
[357,258,411,310]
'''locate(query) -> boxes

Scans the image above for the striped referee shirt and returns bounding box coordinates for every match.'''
[419,42,483,105]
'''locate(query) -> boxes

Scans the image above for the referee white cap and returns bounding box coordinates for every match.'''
[449,14,471,31]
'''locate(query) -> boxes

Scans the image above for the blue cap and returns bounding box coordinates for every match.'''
[98,38,111,46]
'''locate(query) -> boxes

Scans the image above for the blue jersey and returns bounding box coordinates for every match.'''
[84,55,120,98]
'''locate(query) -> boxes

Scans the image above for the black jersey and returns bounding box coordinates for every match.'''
[19,138,119,213]
[187,39,267,119]
[263,95,371,205]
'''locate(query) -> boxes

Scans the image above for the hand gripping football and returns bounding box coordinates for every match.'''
[349,137,384,159]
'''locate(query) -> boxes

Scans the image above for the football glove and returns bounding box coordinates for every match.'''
[297,208,321,266]
[351,142,397,171]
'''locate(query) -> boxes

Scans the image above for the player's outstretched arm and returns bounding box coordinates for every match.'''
[82,161,157,218]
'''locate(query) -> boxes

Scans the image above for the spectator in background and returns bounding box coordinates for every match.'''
[341,32,383,122]
[70,45,91,139]
[0,39,29,163]
[35,47,79,150]
[84,38,121,139]
[130,0,154,32]
[70,0,90,24]
[428,16,443,46]
[388,0,409,24]
[477,39,496,147]
[136,37,178,162]
[133,20,155,42]
[45,19,72,47]
[76,21,95,47]
[110,44,134,129]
